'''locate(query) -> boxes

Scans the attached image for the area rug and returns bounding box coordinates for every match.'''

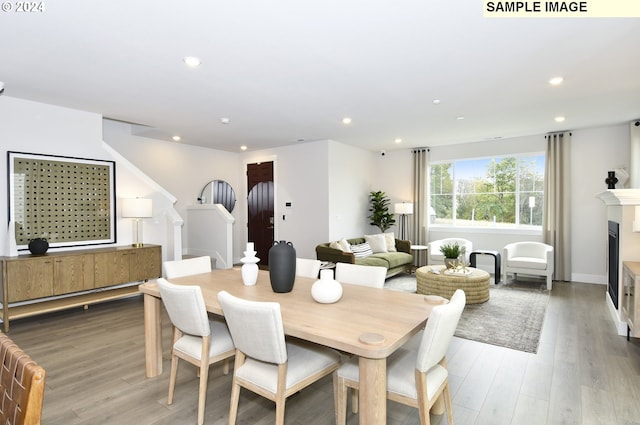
[384,275,549,353]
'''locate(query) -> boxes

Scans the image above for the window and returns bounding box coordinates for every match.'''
[430,154,545,228]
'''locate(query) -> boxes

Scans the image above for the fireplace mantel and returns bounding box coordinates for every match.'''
[597,189,640,206]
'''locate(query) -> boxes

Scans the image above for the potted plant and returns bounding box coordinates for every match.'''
[440,242,464,269]
[368,190,396,232]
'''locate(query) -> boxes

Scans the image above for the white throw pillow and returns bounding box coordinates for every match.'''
[364,234,388,254]
[383,232,397,252]
[351,242,373,258]
[329,241,341,251]
[338,238,352,253]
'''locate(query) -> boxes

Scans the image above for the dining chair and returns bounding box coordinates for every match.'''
[0,333,46,425]
[333,289,466,425]
[163,256,212,279]
[335,262,386,288]
[295,258,321,279]
[156,278,235,425]
[217,290,342,425]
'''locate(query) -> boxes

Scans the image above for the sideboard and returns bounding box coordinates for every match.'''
[0,244,161,332]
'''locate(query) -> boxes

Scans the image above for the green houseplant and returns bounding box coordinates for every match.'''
[440,242,465,269]
[368,190,396,232]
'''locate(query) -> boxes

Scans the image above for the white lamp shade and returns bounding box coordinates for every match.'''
[394,202,413,215]
[122,198,153,218]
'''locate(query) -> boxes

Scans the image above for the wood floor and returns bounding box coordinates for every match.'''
[5,281,640,425]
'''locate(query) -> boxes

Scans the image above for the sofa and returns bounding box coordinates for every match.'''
[315,235,413,278]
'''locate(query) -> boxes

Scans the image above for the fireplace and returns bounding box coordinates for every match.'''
[608,220,619,309]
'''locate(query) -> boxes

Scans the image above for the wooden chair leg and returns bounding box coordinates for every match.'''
[351,387,359,413]
[197,361,209,425]
[228,351,244,425]
[443,383,454,425]
[333,371,347,425]
[167,354,179,404]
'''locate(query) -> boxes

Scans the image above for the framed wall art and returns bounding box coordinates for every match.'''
[8,151,116,251]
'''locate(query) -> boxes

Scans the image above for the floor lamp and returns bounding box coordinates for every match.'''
[122,198,153,247]
[394,202,413,240]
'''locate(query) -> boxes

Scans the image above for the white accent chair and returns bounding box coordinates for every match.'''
[335,262,386,288]
[502,242,554,290]
[428,238,473,265]
[295,258,321,279]
[217,291,342,425]
[163,256,212,279]
[156,278,235,425]
[333,289,466,425]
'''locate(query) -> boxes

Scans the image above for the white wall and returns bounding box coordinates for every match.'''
[328,141,379,240]
[0,97,171,257]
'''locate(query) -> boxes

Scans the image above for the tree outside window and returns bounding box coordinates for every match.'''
[429,154,544,228]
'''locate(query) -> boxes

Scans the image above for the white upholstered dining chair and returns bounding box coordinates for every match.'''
[163,256,212,279]
[217,290,342,425]
[333,289,466,425]
[334,262,386,288]
[156,278,235,425]
[295,258,321,279]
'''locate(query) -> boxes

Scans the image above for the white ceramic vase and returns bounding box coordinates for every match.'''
[240,249,260,286]
[311,269,343,304]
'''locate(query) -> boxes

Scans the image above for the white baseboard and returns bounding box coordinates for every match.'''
[570,273,606,285]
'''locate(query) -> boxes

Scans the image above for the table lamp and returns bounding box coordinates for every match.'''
[122,198,153,247]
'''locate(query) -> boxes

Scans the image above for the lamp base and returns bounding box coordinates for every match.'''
[131,242,144,248]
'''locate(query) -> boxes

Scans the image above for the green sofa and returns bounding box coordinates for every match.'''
[315,237,413,278]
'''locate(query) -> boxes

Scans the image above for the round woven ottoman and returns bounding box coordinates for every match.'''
[416,265,490,304]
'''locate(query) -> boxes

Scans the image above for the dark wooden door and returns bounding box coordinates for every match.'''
[247,162,274,266]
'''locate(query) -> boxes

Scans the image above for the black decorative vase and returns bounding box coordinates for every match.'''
[605,171,618,189]
[268,241,296,293]
[28,238,49,255]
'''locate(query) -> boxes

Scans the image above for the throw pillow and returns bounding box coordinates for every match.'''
[383,232,397,252]
[338,238,352,253]
[329,241,342,251]
[364,234,388,253]
[351,242,373,258]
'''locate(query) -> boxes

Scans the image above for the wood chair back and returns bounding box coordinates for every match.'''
[0,333,46,425]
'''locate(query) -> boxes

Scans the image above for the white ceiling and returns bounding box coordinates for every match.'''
[1,0,639,153]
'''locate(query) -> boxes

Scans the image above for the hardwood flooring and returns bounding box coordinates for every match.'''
[6,281,640,425]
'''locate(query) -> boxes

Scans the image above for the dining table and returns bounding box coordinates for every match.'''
[138,267,438,425]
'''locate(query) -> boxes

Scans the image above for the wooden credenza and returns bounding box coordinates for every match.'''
[0,244,161,332]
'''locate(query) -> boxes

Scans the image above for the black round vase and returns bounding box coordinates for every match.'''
[268,241,296,293]
[28,238,49,255]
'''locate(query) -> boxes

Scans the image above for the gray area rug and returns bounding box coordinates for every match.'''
[384,275,549,353]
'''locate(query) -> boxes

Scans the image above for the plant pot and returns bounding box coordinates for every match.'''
[444,257,457,269]
[28,238,49,255]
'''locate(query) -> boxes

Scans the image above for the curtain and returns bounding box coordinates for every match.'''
[412,148,428,245]
[543,132,571,281]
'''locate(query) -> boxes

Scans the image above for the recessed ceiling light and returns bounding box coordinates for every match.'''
[433,99,441,105]
[183,56,202,67]
[554,116,566,122]
[220,117,230,124]
[456,116,465,120]
[342,117,352,125]
[240,145,247,151]
[172,136,181,142]
[549,76,564,85]
[394,138,402,144]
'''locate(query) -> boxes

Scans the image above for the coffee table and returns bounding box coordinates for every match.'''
[416,265,490,304]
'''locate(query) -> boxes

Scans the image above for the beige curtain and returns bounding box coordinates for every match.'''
[543,132,571,281]
[412,148,428,245]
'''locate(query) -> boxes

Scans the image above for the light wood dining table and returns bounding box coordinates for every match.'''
[139,268,437,425]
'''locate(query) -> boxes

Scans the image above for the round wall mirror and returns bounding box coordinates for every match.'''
[198,180,237,212]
